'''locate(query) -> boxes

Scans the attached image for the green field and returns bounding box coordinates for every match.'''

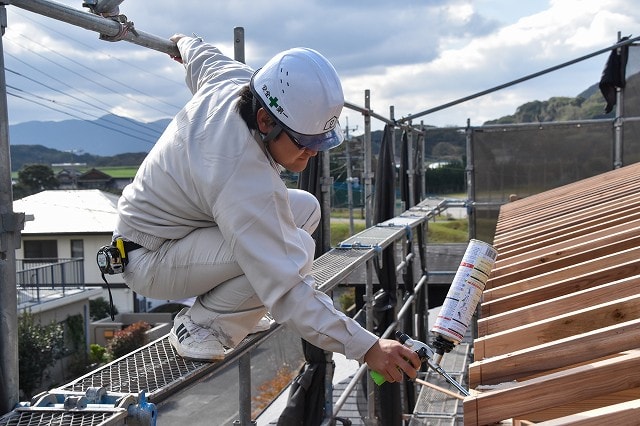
[330,217,468,247]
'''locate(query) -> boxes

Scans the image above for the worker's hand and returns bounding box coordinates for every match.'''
[169,33,188,63]
[364,339,421,383]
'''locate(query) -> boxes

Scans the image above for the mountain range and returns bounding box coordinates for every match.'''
[9,114,172,157]
[8,80,620,171]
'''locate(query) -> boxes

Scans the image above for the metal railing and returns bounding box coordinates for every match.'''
[15,258,85,307]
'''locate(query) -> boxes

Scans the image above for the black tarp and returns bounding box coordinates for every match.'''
[372,124,402,426]
[599,36,630,114]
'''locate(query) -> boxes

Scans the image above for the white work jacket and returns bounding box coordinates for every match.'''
[115,37,378,361]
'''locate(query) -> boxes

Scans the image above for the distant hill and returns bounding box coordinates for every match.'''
[9,114,171,157]
[483,82,614,125]
[8,79,622,171]
[9,144,149,172]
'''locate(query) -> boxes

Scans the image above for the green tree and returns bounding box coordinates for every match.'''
[13,164,59,200]
[89,297,118,321]
[18,311,65,398]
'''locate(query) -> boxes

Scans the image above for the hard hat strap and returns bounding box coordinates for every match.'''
[261,123,283,144]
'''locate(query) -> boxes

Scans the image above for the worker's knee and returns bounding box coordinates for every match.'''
[288,189,321,233]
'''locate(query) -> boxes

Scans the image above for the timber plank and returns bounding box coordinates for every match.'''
[478,275,640,336]
[495,163,640,228]
[481,258,640,317]
[536,399,640,426]
[497,164,640,219]
[495,178,640,237]
[493,209,640,260]
[470,318,640,386]
[489,220,640,284]
[483,246,640,302]
[463,351,640,426]
[494,205,640,257]
[516,388,640,423]
[475,294,640,360]
[488,232,640,289]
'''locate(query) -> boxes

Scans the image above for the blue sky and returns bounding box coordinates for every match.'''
[4,0,639,135]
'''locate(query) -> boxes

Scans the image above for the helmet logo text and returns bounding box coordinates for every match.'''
[261,84,288,118]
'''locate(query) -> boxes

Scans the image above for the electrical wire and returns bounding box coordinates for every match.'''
[11,8,184,89]
[6,36,177,118]
[7,83,158,144]
[7,90,157,146]
[6,66,162,140]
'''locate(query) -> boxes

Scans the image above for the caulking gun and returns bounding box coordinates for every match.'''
[370,239,498,397]
[370,331,470,397]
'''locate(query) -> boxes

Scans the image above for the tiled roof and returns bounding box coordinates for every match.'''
[13,189,119,234]
[466,162,640,425]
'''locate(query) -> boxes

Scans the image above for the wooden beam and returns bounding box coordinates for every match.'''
[481,257,640,317]
[488,232,640,289]
[495,163,640,231]
[475,294,640,360]
[536,399,640,426]
[495,192,640,250]
[494,208,640,260]
[478,275,640,336]
[496,166,640,223]
[483,246,640,302]
[518,388,640,423]
[489,220,640,283]
[463,351,640,426]
[470,318,640,387]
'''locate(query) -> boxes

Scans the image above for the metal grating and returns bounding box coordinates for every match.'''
[0,410,127,426]
[378,216,425,229]
[313,248,375,293]
[58,337,208,401]
[339,226,404,249]
[410,343,470,426]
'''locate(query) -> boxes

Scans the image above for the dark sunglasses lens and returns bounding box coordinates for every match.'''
[288,132,305,150]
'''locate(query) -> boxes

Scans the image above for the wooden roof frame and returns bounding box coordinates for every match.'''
[464,162,640,425]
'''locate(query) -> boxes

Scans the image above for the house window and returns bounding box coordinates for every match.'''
[70,239,84,258]
[23,240,58,260]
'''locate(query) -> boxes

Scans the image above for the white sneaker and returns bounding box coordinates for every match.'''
[169,308,227,361]
[250,313,274,334]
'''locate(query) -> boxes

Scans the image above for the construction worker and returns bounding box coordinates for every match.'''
[114,34,420,384]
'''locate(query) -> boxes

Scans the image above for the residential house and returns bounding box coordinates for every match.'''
[54,167,134,191]
[13,189,156,314]
[12,189,183,395]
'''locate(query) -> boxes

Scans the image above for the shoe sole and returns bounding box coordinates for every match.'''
[168,330,226,362]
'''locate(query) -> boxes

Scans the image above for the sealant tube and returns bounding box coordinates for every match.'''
[431,239,498,352]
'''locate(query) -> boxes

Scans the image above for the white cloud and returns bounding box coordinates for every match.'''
[4,0,640,134]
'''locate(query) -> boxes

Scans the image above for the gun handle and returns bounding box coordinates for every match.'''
[370,370,386,386]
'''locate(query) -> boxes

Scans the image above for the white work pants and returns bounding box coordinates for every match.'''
[123,188,320,348]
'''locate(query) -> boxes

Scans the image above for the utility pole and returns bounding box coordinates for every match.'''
[344,117,358,236]
[0,1,24,415]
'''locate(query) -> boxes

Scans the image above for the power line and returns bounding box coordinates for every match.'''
[10,35,179,116]
[7,90,157,146]
[11,9,184,89]
[6,66,163,140]
[7,83,159,144]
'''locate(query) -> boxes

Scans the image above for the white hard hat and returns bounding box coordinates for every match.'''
[250,47,344,151]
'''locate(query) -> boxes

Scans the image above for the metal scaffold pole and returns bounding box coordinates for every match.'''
[0,1,23,415]
[9,0,180,57]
